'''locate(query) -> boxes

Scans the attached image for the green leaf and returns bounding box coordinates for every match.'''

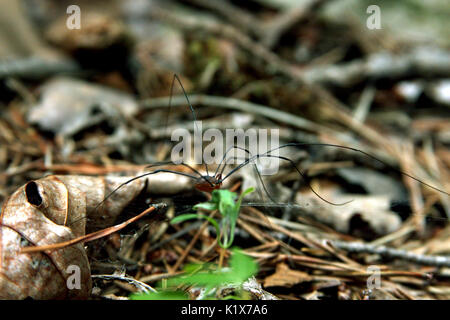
[167,270,232,288]
[211,189,235,203]
[183,262,213,274]
[170,214,202,224]
[193,202,217,211]
[193,188,255,249]
[229,248,258,282]
[130,248,259,300]
[218,191,237,218]
[172,187,256,250]
[130,290,188,300]
[236,187,255,211]
[167,249,257,288]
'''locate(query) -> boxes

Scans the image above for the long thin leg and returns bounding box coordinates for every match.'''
[219,154,278,205]
[215,145,291,207]
[273,143,450,196]
[145,161,214,187]
[215,144,253,177]
[166,74,210,177]
[218,154,277,230]
[214,145,276,204]
[68,169,201,228]
[263,154,352,206]
[222,143,450,197]
[97,169,200,210]
[222,152,351,206]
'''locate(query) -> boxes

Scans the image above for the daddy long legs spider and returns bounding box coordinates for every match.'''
[93,74,450,232]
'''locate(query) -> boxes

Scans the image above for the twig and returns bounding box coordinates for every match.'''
[185,0,328,48]
[21,204,165,253]
[257,0,329,48]
[352,86,375,123]
[0,57,80,80]
[185,0,260,37]
[331,240,450,267]
[243,207,318,249]
[302,47,450,87]
[278,254,362,272]
[171,210,216,272]
[148,221,203,252]
[92,274,157,293]
[139,271,184,283]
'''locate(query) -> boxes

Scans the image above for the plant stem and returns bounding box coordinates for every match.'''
[218,247,225,269]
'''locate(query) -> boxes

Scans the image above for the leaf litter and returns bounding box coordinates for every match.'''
[0,0,449,300]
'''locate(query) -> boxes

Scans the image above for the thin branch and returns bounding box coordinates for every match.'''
[186,0,328,48]
[331,240,450,267]
[21,204,165,253]
[141,94,330,134]
[0,57,80,80]
[92,274,157,293]
[303,47,450,87]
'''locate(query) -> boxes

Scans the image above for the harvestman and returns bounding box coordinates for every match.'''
[96,75,450,223]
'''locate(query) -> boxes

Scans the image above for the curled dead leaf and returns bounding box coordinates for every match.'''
[27,77,138,135]
[296,189,402,237]
[263,263,312,288]
[0,175,147,299]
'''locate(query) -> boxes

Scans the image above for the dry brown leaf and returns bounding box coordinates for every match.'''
[0,175,146,299]
[263,263,312,288]
[296,186,402,237]
[27,77,138,135]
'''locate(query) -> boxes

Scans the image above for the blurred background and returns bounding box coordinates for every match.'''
[0,0,449,300]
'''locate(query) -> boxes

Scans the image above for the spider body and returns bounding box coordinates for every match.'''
[194,174,222,193]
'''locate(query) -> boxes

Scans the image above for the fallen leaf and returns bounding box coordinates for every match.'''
[27,77,138,135]
[263,263,312,288]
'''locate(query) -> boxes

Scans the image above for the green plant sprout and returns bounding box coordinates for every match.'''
[130,188,257,300]
[171,187,255,249]
[130,248,258,300]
